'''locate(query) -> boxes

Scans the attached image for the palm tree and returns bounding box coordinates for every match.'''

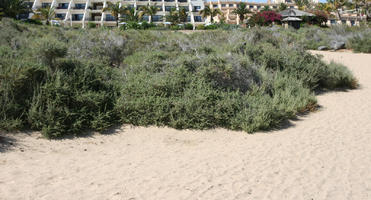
[232,3,250,24]
[0,0,30,19]
[166,8,179,25]
[279,3,288,11]
[123,7,142,22]
[294,0,310,10]
[32,6,55,25]
[178,7,188,24]
[139,3,158,23]
[351,0,370,21]
[200,6,222,23]
[102,2,127,26]
[327,0,349,21]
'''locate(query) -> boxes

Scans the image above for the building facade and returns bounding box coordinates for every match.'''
[28,0,363,27]
[30,0,205,27]
[205,0,298,24]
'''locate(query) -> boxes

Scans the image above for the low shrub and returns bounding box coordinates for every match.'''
[347,32,371,53]
[0,19,358,137]
[184,23,193,30]
[196,24,205,30]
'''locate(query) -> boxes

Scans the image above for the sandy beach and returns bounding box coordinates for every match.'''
[1,51,371,200]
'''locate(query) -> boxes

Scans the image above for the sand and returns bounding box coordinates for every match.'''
[1,51,371,200]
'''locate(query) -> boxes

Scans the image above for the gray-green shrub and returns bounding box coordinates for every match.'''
[0,19,358,137]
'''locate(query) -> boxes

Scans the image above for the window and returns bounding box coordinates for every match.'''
[41,3,51,8]
[187,16,191,22]
[156,6,162,11]
[106,14,115,21]
[221,4,226,7]
[178,0,187,2]
[57,3,69,9]
[194,15,202,22]
[257,6,261,9]
[213,4,218,8]
[55,13,66,19]
[350,20,355,26]
[152,15,162,22]
[341,20,346,24]
[72,14,83,21]
[229,4,233,7]
[142,15,149,21]
[290,6,294,8]
[165,0,175,2]
[249,5,254,9]
[75,3,85,9]
[330,19,336,24]
[193,6,201,11]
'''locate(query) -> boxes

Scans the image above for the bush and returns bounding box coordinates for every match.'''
[249,11,282,27]
[184,23,193,30]
[0,19,358,137]
[205,24,218,30]
[347,32,371,53]
[88,22,96,28]
[196,24,205,30]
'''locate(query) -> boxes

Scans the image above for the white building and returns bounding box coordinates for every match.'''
[29,0,205,27]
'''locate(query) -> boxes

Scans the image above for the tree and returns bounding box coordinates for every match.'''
[102,2,127,26]
[139,3,158,23]
[352,0,371,21]
[232,3,250,24]
[316,2,334,15]
[279,3,288,11]
[166,8,179,25]
[200,6,222,23]
[178,7,188,24]
[327,0,349,20]
[262,5,272,11]
[0,0,30,19]
[32,6,55,25]
[122,7,142,22]
[294,0,311,10]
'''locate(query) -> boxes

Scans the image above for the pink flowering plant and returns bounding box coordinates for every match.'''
[248,11,282,26]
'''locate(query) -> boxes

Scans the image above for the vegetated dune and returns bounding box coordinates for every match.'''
[1,51,371,199]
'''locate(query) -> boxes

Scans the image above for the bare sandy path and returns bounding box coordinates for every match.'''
[1,51,371,200]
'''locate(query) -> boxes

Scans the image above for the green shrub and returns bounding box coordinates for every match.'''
[196,24,205,30]
[88,22,96,28]
[184,23,193,30]
[347,32,371,53]
[0,19,358,137]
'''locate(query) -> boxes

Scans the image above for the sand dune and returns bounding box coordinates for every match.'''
[1,51,371,200]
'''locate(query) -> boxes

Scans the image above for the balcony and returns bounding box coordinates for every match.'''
[57,4,69,9]
[92,3,103,10]
[74,4,86,9]
[71,14,84,21]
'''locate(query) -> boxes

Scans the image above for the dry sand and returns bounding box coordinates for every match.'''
[1,51,371,200]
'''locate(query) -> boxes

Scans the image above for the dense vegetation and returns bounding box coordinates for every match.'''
[276,25,371,52]
[0,18,357,138]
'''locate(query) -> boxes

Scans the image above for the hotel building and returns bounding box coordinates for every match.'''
[29,0,205,27]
